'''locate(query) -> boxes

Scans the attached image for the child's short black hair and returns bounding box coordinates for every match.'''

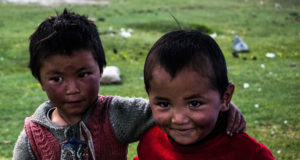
[29,9,106,81]
[144,30,229,98]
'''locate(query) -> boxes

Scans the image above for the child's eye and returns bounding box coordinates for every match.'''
[50,77,63,82]
[78,72,89,78]
[157,102,171,108]
[188,101,202,108]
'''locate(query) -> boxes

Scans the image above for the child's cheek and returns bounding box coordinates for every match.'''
[153,111,170,127]
[45,87,65,106]
[85,76,100,95]
[45,85,58,96]
[196,113,219,132]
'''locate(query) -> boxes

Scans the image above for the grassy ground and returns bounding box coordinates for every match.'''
[0,0,299,159]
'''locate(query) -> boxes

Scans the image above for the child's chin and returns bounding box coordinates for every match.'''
[173,137,199,145]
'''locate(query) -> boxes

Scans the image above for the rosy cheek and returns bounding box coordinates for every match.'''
[198,116,217,129]
[90,77,100,89]
[154,113,170,126]
[90,82,100,94]
[47,88,62,98]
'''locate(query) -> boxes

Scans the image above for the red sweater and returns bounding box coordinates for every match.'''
[135,126,274,160]
[25,96,128,160]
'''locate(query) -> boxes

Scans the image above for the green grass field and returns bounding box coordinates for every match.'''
[0,0,299,159]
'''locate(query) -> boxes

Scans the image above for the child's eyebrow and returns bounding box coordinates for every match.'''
[76,66,97,73]
[77,67,88,72]
[153,96,169,101]
[45,71,62,75]
[183,94,203,100]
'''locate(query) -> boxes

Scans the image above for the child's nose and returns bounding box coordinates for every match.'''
[171,108,189,124]
[65,80,80,95]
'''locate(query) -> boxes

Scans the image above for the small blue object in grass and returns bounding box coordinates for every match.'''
[233,35,249,53]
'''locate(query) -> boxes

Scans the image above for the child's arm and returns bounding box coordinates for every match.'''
[109,96,154,144]
[226,102,246,136]
[13,130,35,160]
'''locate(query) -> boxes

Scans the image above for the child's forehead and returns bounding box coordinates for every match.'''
[150,66,219,97]
[43,49,93,58]
[158,60,213,77]
[152,64,216,87]
[40,49,96,65]
[154,65,212,82]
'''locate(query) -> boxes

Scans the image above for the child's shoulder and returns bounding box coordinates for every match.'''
[230,132,265,147]
[228,132,274,159]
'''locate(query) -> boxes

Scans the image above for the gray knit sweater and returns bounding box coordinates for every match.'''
[13,96,153,160]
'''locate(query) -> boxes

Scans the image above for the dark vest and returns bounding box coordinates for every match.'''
[25,96,128,160]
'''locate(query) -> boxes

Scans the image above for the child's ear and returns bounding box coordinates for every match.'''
[220,83,235,111]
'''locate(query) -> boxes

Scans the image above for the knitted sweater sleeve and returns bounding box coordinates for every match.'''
[13,129,36,160]
[109,96,154,144]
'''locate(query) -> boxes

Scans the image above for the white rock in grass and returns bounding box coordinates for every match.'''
[275,3,282,8]
[100,66,121,84]
[120,28,132,38]
[283,120,288,124]
[271,130,275,135]
[258,88,262,92]
[260,1,264,5]
[277,150,281,154]
[266,53,276,58]
[210,33,217,39]
[254,104,259,108]
[243,83,250,88]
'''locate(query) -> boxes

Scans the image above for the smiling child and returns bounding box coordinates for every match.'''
[136,30,274,160]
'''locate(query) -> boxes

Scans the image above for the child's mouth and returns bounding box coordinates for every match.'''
[65,100,82,106]
[171,128,195,135]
